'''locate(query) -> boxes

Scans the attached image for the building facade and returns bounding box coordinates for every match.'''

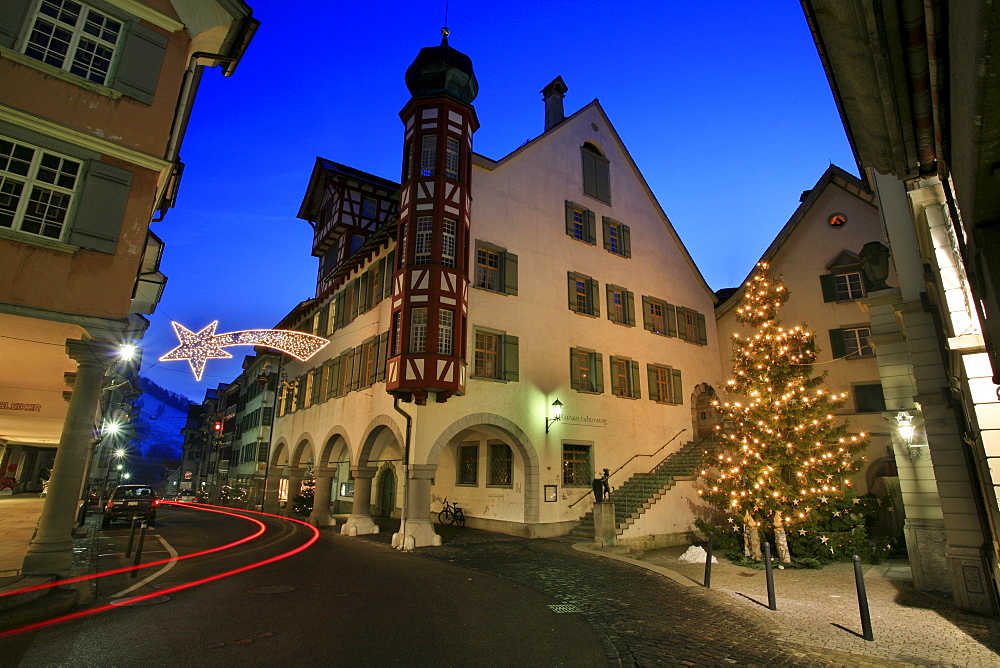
[0,0,256,575]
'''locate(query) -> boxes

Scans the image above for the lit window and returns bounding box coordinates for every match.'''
[611,356,639,398]
[571,348,602,393]
[24,0,122,85]
[414,216,432,264]
[571,209,586,241]
[654,367,673,403]
[409,308,427,353]
[438,309,454,355]
[445,137,460,180]
[420,135,436,176]
[0,137,80,241]
[442,218,456,268]
[562,443,591,486]
[476,246,500,291]
[474,331,500,379]
[488,442,512,486]
[650,301,665,334]
[568,272,599,317]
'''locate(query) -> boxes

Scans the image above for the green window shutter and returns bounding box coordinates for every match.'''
[605,284,615,322]
[503,334,519,382]
[666,303,677,337]
[569,349,580,390]
[829,329,847,359]
[582,151,597,198]
[642,295,654,331]
[376,331,389,382]
[318,304,330,337]
[350,345,363,391]
[647,365,659,402]
[329,357,341,398]
[630,360,641,399]
[820,274,838,302]
[339,351,353,396]
[697,313,708,345]
[626,290,636,327]
[671,369,683,405]
[593,353,604,393]
[609,356,621,396]
[333,293,344,331]
[353,281,364,320]
[621,223,631,258]
[385,250,395,299]
[0,0,30,49]
[360,272,372,313]
[112,22,167,105]
[372,259,385,305]
[586,210,597,245]
[567,272,577,311]
[565,201,576,236]
[589,278,600,317]
[503,251,518,295]
[596,158,610,204]
[68,161,133,253]
[602,217,611,252]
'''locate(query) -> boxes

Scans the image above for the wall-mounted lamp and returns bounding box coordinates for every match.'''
[895,411,929,460]
[119,341,138,361]
[546,399,563,433]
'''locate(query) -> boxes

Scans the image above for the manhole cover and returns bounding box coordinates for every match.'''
[547,604,581,614]
[247,585,296,594]
[110,595,170,606]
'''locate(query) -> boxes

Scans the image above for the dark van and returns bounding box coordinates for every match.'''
[103,485,157,528]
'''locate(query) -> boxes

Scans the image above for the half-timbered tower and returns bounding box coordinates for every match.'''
[385,31,479,405]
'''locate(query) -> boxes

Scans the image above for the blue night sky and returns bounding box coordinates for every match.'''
[140,0,857,402]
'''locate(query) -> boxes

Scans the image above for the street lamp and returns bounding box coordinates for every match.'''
[895,411,928,460]
[545,399,563,433]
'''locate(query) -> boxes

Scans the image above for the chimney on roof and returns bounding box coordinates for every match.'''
[541,76,568,132]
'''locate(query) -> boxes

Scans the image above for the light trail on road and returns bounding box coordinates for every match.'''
[0,503,265,599]
[0,508,320,639]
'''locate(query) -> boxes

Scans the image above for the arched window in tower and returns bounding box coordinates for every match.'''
[581,142,610,203]
[420,135,437,176]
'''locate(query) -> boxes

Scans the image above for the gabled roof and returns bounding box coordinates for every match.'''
[297,158,399,223]
[715,164,875,317]
[471,98,717,301]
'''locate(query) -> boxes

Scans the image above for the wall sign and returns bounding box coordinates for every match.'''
[0,402,41,412]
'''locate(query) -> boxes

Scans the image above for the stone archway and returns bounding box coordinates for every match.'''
[341,415,405,538]
[690,383,720,441]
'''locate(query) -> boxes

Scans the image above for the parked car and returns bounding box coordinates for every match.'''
[177,492,198,503]
[103,484,157,528]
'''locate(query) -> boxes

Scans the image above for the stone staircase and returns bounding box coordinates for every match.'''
[569,439,714,539]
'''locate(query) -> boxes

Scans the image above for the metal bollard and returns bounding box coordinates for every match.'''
[125,517,139,557]
[704,534,713,588]
[852,555,874,641]
[130,521,148,578]
[763,541,777,610]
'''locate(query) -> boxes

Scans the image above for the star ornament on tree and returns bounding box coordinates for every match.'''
[160,321,330,381]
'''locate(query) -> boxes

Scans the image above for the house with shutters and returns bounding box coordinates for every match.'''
[264,35,721,547]
[0,0,256,575]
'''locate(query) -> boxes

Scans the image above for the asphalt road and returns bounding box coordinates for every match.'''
[0,505,605,666]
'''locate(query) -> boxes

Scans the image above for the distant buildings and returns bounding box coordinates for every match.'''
[0,0,256,575]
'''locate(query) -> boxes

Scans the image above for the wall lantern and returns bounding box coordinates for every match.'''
[895,410,928,459]
[546,399,563,433]
[119,341,138,362]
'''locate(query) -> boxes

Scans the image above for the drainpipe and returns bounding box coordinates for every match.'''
[393,396,412,550]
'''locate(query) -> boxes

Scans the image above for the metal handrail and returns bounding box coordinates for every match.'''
[568,428,688,509]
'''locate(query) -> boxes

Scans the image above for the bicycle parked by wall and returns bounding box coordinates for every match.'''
[438,498,465,527]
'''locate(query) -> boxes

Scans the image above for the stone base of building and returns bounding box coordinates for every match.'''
[616,531,701,552]
[308,510,336,528]
[946,545,997,615]
[340,514,379,536]
[904,517,949,592]
[391,519,441,550]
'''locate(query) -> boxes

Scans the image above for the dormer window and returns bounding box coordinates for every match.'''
[820,251,870,302]
[581,142,610,203]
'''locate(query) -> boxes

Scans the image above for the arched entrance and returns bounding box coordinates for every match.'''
[691,383,720,441]
[376,466,396,517]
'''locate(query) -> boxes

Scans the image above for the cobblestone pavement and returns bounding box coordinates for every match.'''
[361,526,912,666]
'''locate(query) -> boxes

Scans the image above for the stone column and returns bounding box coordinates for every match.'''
[23,339,115,575]
[284,467,305,517]
[341,466,379,536]
[308,467,336,527]
[392,464,441,550]
[262,470,282,514]
[592,501,616,547]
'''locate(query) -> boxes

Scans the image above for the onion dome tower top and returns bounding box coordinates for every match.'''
[404,28,478,104]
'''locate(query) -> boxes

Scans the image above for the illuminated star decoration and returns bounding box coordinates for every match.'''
[160,321,330,381]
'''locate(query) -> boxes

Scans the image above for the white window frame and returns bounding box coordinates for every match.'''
[834,271,865,301]
[0,136,81,242]
[414,216,432,264]
[442,218,456,268]
[438,309,454,355]
[445,136,460,180]
[409,308,428,353]
[844,326,874,358]
[22,0,123,86]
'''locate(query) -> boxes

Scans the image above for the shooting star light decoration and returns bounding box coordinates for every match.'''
[160,321,330,381]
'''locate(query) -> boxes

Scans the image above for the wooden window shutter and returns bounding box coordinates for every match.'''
[567,272,578,311]
[327,358,340,399]
[829,329,848,359]
[630,360,641,399]
[372,259,385,305]
[503,334,519,382]
[697,313,708,345]
[333,293,345,331]
[112,22,168,105]
[621,223,632,258]
[376,331,389,382]
[820,274,838,302]
[642,296,654,331]
[647,365,659,402]
[384,250,395,299]
[666,303,678,337]
[69,161,133,253]
[593,353,605,393]
[582,151,597,199]
[609,356,621,396]
[671,369,683,405]
[602,217,612,252]
[589,278,600,317]
[350,281,362,321]
[318,304,330,337]
[565,201,577,236]
[503,251,518,295]
[596,156,610,204]
[605,284,615,323]
[626,291,636,327]
[569,348,581,390]
[339,351,353,396]
[0,0,31,49]
[350,345,363,390]
[586,209,597,245]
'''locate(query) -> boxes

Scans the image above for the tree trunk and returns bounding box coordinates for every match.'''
[773,513,792,563]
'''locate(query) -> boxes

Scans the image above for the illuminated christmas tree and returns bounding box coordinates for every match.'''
[699,263,868,562]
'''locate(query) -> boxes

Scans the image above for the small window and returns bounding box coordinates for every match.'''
[570,348,603,394]
[834,272,865,301]
[854,383,886,413]
[445,136,460,180]
[581,143,610,203]
[472,329,519,382]
[844,327,874,358]
[564,201,596,245]
[475,241,519,295]
[642,296,676,337]
[458,443,478,485]
[441,218,457,268]
[562,443,592,487]
[602,217,631,258]
[23,0,123,85]
[676,307,708,345]
[488,442,512,486]
[361,195,377,219]
[606,285,635,327]
[568,272,599,317]
[409,308,428,353]
[350,234,364,254]
[0,137,81,241]
[647,364,682,404]
[438,309,454,355]
[420,135,436,176]
[610,356,641,399]
[414,216,432,264]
